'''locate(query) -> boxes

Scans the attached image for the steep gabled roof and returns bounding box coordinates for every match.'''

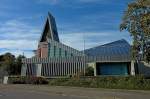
[84,39,131,58]
[39,12,59,42]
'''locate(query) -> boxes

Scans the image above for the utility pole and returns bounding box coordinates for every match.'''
[83,32,86,76]
[23,52,25,57]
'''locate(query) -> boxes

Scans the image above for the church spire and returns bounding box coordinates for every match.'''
[39,12,59,42]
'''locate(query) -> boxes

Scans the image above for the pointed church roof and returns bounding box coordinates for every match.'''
[39,12,59,42]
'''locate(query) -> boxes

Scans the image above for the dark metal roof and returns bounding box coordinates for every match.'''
[39,12,59,43]
[84,39,131,60]
[22,40,131,63]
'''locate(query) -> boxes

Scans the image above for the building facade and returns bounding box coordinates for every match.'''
[21,13,135,77]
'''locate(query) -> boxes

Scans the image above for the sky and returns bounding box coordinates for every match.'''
[0,0,133,57]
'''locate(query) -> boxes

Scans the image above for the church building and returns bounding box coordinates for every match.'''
[21,13,135,77]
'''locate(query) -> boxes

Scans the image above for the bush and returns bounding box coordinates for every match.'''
[49,78,69,86]
[48,75,150,90]
[8,76,49,84]
[8,75,150,90]
[85,67,94,76]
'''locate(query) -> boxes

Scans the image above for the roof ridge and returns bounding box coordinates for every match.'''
[85,39,130,51]
[101,39,128,47]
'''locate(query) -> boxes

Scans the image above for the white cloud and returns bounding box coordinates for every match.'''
[0,50,34,58]
[59,32,115,50]
[0,19,40,57]
[0,18,131,58]
[0,40,38,58]
[59,31,132,51]
[0,40,37,50]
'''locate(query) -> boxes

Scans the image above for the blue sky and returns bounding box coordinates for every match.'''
[0,0,132,57]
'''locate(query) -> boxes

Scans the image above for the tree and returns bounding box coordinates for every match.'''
[2,53,16,75]
[0,55,3,61]
[0,54,8,77]
[0,55,3,67]
[120,0,150,63]
[0,53,25,75]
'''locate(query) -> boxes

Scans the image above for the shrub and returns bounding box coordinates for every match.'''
[49,78,69,86]
[85,67,94,76]
[8,76,48,84]
[48,75,150,90]
[28,77,49,84]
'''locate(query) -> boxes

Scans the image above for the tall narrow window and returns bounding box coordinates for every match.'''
[48,44,50,57]
[54,46,56,57]
[65,50,67,57]
[59,48,61,57]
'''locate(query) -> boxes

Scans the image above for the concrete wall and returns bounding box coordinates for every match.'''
[131,61,135,75]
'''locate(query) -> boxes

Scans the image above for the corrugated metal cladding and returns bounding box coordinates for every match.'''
[40,62,85,77]
[84,39,131,58]
[22,55,131,64]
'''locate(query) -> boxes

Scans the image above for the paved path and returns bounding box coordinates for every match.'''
[0,85,150,99]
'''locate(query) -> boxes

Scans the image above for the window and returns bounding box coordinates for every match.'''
[54,46,56,57]
[59,48,61,57]
[48,44,50,57]
[65,50,67,57]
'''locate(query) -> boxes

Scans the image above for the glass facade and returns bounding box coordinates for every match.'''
[48,44,75,58]
[97,63,128,75]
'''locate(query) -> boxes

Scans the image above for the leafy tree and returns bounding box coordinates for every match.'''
[0,55,3,67]
[120,0,150,63]
[2,53,16,75]
[0,55,3,61]
[0,53,25,75]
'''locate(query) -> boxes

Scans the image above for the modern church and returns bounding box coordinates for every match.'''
[21,13,136,77]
